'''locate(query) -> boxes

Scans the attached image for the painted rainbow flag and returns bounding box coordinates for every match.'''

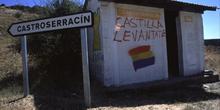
[129,45,155,71]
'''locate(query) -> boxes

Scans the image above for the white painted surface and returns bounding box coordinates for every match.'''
[95,3,168,86]
[195,14,205,73]
[115,4,168,86]
[86,0,104,84]
[179,11,205,76]
[21,35,29,96]
[110,3,120,86]
[101,2,119,86]
[86,1,205,87]
[8,12,93,36]
[80,28,91,107]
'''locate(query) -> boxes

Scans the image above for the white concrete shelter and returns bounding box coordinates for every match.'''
[83,0,217,87]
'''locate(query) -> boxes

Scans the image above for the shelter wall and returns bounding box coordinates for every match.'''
[86,0,104,84]
[101,2,169,86]
[178,11,205,76]
[85,1,205,87]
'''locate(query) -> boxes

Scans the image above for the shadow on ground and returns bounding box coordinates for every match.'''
[32,80,220,109]
[89,80,220,108]
[1,71,219,109]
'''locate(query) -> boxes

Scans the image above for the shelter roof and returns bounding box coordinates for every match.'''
[84,0,217,13]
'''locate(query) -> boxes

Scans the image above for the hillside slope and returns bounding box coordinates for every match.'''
[205,39,220,46]
[0,5,38,38]
[0,5,39,81]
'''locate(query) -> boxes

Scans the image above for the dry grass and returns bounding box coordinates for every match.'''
[0,6,39,38]
[205,45,220,77]
[0,81,219,110]
[0,6,38,110]
[0,5,39,79]
[0,43,22,78]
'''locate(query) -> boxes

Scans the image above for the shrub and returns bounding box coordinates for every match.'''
[14,0,84,90]
[1,4,6,6]
[13,11,23,18]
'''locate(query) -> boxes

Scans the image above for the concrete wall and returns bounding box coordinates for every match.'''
[86,1,205,87]
[100,2,118,86]
[178,11,205,76]
[85,0,104,84]
[100,2,168,86]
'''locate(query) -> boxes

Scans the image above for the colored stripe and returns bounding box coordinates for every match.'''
[131,51,154,62]
[129,45,150,55]
[117,8,160,20]
[133,57,155,71]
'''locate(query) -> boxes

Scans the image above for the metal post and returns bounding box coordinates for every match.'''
[80,28,91,107]
[21,35,29,97]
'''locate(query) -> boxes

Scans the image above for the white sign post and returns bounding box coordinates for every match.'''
[80,28,91,107]
[21,35,29,97]
[8,11,93,107]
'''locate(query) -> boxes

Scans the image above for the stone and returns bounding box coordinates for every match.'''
[203,70,214,75]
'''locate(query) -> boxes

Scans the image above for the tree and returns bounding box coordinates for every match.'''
[15,0,84,89]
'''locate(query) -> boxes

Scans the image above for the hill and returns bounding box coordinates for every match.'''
[0,5,39,86]
[0,5,38,38]
[205,39,220,46]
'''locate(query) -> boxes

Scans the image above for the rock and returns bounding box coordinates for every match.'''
[202,70,214,75]
[203,84,209,89]
[0,25,3,28]
[0,32,2,35]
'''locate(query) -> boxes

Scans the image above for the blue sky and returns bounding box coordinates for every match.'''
[176,0,220,39]
[1,0,219,39]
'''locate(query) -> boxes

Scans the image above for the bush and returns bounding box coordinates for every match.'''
[13,11,23,18]
[14,0,84,90]
[23,0,83,61]
[1,4,6,6]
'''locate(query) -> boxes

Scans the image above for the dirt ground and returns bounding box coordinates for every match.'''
[0,80,219,110]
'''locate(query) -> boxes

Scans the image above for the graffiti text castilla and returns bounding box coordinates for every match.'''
[114,9,166,42]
